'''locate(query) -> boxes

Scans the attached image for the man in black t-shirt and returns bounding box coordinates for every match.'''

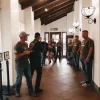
[14,32,36,97]
[29,32,43,93]
[41,38,48,65]
[51,39,56,64]
[55,39,62,62]
[66,39,73,64]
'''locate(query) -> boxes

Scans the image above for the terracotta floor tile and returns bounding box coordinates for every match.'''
[9,58,100,100]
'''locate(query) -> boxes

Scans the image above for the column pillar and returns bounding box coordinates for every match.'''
[24,7,35,44]
[77,0,100,92]
[74,1,80,35]
[0,10,2,52]
[67,11,74,35]
[34,18,41,34]
[91,0,100,92]
[79,0,92,40]
[1,0,20,88]
[41,25,45,39]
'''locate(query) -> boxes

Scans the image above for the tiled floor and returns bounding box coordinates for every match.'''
[9,59,100,100]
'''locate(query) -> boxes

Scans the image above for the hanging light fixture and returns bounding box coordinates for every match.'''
[73,21,81,32]
[68,28,74,33]
[81,6,96,24]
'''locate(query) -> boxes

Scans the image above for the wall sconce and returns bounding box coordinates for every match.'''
[81,6,96,24]
[68,28,74,35]
[73,21,81,32]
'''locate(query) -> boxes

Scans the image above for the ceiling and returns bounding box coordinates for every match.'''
[19,0,76,25]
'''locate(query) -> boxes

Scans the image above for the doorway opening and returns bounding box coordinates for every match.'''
[44,32,67,57]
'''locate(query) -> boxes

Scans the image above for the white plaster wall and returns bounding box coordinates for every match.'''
[19,5,24,24]
[19,4,25,32]
[67,11,74,35]
[0,0,2,52]
[24,7,35,44]
[91,0,100,87]
[78,0,100,87]
[79,0,92,40]
[1,0,25,86]
[74,1,79,22]
[10,0,23,85]
[74,1,80,35]
[0,0,1,50]
[0,0,1,9]
[1,0,13,85]
[44,16,67,32]
[34,18,41,34]
[41,25,45,40]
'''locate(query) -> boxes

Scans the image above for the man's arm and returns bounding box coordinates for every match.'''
[87,47,93,58]
[86,40,94,62]
[15,51,32,59]
[77,46,81,53]
[77,42,81,54]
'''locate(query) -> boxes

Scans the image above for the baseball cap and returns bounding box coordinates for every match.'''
[19,31,29,38]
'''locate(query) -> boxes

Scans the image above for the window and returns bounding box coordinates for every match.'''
[63,33,67,56]
[46,34,49,43]
[45,32,49,43]
[52,34,59,43]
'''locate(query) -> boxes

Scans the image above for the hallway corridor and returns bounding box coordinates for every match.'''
[9,59,100,100]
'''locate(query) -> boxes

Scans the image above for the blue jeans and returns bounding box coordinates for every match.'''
[67,52,72,61]
[72,52,80,69]
[81,58,93,84]
[15,65,33,93]
[41,52,47,65]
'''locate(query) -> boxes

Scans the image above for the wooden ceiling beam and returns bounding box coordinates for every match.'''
[34,0,75,13]
[41,9,73,25]
[20,0,41,10]
[19,0,32,4]
[40,3,74,21]
[21,0,33,9]
[34,0,75,20]
[19,0,55,10]
[19,0,26,4]
[42,10,72,25]
[41,6,73,22]
[32,0,55,11]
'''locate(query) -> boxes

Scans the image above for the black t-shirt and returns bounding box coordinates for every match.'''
[72,40,81,53]
[80,38,94,60]
[14,42,29,67]
[57,42,62,51]
[67,43,73,52]
[51,42,56,51]
[42,42,48,52]
[29,39,42,60]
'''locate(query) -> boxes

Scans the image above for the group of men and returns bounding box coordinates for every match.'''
[14,32,62,97]
[14,32,43,97]
[40,38,62,65]
[39,37,48,66]
[14,30,93,98]
[48,39,62,64]
[67,35,81,71]
[67,30,94,87]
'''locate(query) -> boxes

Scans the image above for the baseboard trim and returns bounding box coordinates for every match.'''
[92,80,100,93]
